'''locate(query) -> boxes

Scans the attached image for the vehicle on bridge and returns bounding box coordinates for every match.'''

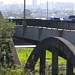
[48,16,60,21]
[64,15,75,21]
[50,17,60,21]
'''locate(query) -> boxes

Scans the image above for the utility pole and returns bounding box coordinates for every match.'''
[23,0,26,36]
[47,1,48,20]
[24,0,26,20]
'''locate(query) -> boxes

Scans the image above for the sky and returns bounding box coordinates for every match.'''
[0,0,74,5]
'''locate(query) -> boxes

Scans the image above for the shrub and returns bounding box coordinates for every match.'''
[0,19,16,68]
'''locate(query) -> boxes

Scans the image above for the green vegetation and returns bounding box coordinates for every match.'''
[0,47,74,75]
[16,48,66,66]
[16,48,33,65]
[0,19,16,68]
[0,11,3,19]
[0,19,15,41]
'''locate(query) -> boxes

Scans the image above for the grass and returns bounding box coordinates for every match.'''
[16,48,67,74]
[16,48,33,65]
[16,48,66,66]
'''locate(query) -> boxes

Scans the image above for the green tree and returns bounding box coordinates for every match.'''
[20,9,34,19]
[0,11,3,19]
[0,19,16,68]
[0,19,15,42]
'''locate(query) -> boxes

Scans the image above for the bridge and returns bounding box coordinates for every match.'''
[12,19,75,75]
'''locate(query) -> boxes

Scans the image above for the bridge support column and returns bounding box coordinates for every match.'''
[66,60,73,75]
[52,49,58,75]
[23,20,27,36]
[40,50,46,75]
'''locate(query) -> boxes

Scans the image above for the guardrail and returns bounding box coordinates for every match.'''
[9,19,75,30]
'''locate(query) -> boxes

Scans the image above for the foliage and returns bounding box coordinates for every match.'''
[0,67,67,75]
[0,48,74,75]
[20,9,34,19]
[0,19,16,41]
[0,19,16,68]
[16,48,66,66]
[0,11,3,19]
[16,48,33,65]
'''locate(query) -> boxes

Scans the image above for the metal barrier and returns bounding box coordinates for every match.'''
[9,19,75,30]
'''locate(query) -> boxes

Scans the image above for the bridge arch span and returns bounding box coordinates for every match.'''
[24,37,75,74]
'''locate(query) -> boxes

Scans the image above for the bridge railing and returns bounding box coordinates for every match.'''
[9,19,75,30]
[46,20,75,30]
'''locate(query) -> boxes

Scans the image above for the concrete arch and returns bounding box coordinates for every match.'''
[24,37,75,70]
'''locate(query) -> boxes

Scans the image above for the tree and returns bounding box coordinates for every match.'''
[0,19,15,40]
[20,9,34,19]
[0,19,16,68]
[0,11,3,19]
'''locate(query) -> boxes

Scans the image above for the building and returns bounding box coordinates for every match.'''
[32,0,37,9]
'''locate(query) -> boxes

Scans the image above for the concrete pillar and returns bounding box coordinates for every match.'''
[40,50,46,75]
[66,60,73,75]
[39,28,42,39]
[59,30,63,37]
[52,49,58,75]
[22,20,27,36]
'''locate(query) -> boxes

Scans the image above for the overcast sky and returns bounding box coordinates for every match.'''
[0,0,74,5]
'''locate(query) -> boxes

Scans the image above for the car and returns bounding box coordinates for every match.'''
[48,17,60,21]
[64,15,75,21]
[50,17,60,21]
